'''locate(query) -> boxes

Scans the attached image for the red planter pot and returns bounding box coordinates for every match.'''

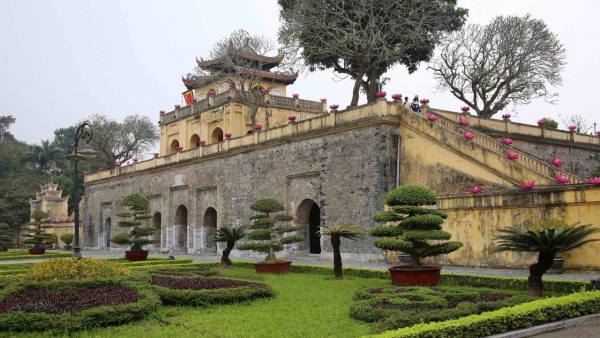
[388,266,442,286]
[125,250,149,261]
[254,261,292,274]
[28,248,46,255]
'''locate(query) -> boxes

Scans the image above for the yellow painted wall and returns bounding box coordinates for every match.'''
[191,77,288,100]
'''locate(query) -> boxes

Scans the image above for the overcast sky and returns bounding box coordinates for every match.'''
[1,0,599,154]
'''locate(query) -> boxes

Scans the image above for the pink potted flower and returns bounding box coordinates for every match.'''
[461,106,470,113]
[463,131,475,140]
[391,94,402,100]
[84,171,89,175]
[376,91,387,98]
[132,157,138,162]
[208,89,216,96]
[292,93,299,99]
[229,82,235,89]
[254,124,262,130]
[568,125,577,131]
[224,132,232,138]
[469,186,483,194]
[551,157,564,167]
[261,88,268,94]
[596,131,600,136]
[320,98,327,103]
[506,151,519,160]
[520,182,535,190]
[588,177,600,185]
[192,98,197,102]
[329,104,339,110]
[98,167,104,171]
[502,114,511,120]
[288,115,297,121]
[198,140,206,145]
[65,217,70,222]
[153,153,159,158]
[159,110,165,115]
[427,114,438,122]
[80,195,85,200]
[51,219,57,224]
[537,119,546,126]
[459,118,470,126]
[175,104,181,109]
[176,146,184,151]
[501,137,513,145]
[58,218,63,223]
[114,162,121,167]
[556,174,570,184]
[420,99,430,105]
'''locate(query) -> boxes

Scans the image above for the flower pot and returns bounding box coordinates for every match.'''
[64,245,72,250]
[547,258,565,274]
[388,266,442,286]
[254,261,292,274]
[29,248,46,255]
[0,247,7,252]
[125,250,149,261]
[591,280,600,290]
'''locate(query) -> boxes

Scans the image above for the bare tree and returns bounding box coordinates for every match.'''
[278,0,467,106]
[559,114,593,133]
[86,114,159,167]
[429,15,566,118]
[187,30,296,128]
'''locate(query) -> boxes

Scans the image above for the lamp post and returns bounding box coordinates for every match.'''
[65,122,97,259]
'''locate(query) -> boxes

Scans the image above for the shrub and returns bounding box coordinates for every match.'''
[110,194,157,252]
[0,279,160,332]
[18,258,131,282]
[21,211,53,249]
[59,233,74,246]
[0,224,14,251]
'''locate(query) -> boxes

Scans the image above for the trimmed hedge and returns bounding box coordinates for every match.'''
[0,279,161,332]
[362,290,600,338]
[0,253,72,261]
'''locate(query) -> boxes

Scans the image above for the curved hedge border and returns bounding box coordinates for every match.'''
[0,253,72,261]
[150,276,274,306]
[361,290,600,338]
[0,279,160,332]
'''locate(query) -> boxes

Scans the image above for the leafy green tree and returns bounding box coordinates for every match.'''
[237,199,304,262]
[0,115,16,141]
[541,117,559,129]
[110,194,157,252]
[208,225,247,268]
[0,171,51,228]
[0,223,14,251]
[493,219,600,296]
[22,139,65,173]
[0,138,28,179]
[52,126,77,157]
[278,0,468,105]
[22,210,53,249]
[317,224,364,279]
[60,233,74,247]
[370,185,463,269]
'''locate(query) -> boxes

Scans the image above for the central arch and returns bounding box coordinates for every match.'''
[153,212,162,249]
[169,139,180,155]
[211,127,223,143]
[105,217,112,250]
[296,199,321,254]
[174,205,188,252]
[203,207,218,253]
[189,134,200,148]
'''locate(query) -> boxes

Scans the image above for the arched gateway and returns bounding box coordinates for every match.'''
[296,199,321,254]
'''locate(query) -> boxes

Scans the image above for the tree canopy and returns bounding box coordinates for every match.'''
[278,0,468,106]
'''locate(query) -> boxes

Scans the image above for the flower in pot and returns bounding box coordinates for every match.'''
[537,119,546,126]
[469,186,483,194]
[22,211,53,255]
[176,146,184,152]
[329,104,339,110]
[320,98,327,103]
[588,177,600,185]
[420,99,430,105]
[493,219,600,296]
[458,118,470,126]
[84,171,89,175]
[110,194,158,261]
[159,110,165,115]
[224,132,232,138]
[292,93,299,99]
[551,157,563,167]
[254,124,262,131]
[461,106,470,113]
[427,114,438,122]
[501,137,513,145]
[114,162,121,167]
[568,125,577,131]
[208,225,247,268]
[60,233,74,250]
[520,182,535,190]
[502,114,511,120]
[132,157,139,163]
[506,151,519,160]
[174,104,181,109]
[191,98,197,102]
[391,94,402,100]
[288,115,297,121]
[463,131,475,140]
[98,167,104,171]
[369,185,463,286]
[556,174,570,184]
[198,140,206,146]
[237,199,304,274]
[0,223,14,251]
[596,131,600,136]
[316,224,363,279]
[376,91,387,98]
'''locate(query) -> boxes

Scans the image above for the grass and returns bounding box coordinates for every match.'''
[0,249,72,261]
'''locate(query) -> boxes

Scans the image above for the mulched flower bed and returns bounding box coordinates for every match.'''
[0,285,144,314]
[151,277,256,290]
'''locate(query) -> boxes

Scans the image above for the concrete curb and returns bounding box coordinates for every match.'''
[487,313,600,338]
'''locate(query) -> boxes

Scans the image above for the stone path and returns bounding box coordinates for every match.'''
[531,320,600,338]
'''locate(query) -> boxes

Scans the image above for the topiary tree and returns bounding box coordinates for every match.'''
[110,194,157,252]
[369,185,463,269]
[237,199,304,262]
[208,225,247,268]
[0,223,14,251]
[494,219,600,296]
[22,210,53,250]
[60,233,74,248]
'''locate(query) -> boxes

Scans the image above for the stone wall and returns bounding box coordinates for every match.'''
[84,123,398,261]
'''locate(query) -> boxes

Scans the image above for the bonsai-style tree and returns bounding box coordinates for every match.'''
[44,233,57,248]
[370,185,463,269]
[208,225,247,268]
[22,210,53,250]
[110,194,157,252]
[237,199,304,262]
[0,223,14,251]
[60,233,74,249]
[317,224,363,279]
[493,219,600,296]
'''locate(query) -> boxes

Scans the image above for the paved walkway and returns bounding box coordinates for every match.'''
[4,250,599,281]
[531,320,600,338]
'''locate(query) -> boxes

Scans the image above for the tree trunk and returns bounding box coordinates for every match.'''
[220,246,232,269]
[331,234,342,279]
[527,252,555,296]
[350,71,365,107]
[366,69,380,103]
[250,106,258,129]
[408,254,421,269]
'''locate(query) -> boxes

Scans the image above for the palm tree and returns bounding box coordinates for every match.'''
[208,225,247,268]
[23,140,65,173]
[493,221,600,296]
[317,224,364,279]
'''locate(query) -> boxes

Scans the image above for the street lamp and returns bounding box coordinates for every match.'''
[65,122,97,259]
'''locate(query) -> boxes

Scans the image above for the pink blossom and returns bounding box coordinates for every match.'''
[292,93,299,99]
[463,131,475,140]
[391,94,402,100]
[329,104,339,110]
[376,91,387,98]
[551,158,563,167]
[502,114,511,119]
[461,106,470,112]
[556,174,570,184]
[427,114,438,122]
[568,125,577,131]
[288,115,297,121]
[224,133,232,138]
[501,137,513,145]
[588,177,600,185]
[469,186,483,194]
[420,99,430,104]
[537,119,546,126]
[459,118,470,126]
[506,151,519,160]
[520,182,535,190]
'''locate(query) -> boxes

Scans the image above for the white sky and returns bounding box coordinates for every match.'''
[1,0,599,154]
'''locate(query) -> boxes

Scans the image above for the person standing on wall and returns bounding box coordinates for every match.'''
[411,96,421,115]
